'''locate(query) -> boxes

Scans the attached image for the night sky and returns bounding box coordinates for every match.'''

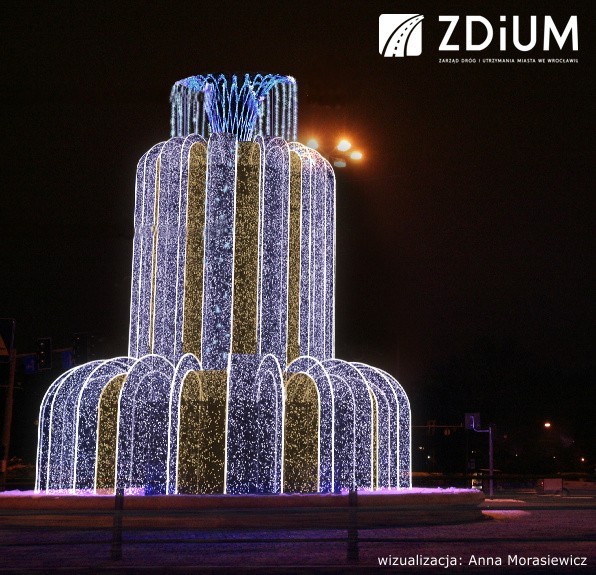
[2,1,594,465]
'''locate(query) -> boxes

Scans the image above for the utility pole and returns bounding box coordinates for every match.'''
[1,348,16,491]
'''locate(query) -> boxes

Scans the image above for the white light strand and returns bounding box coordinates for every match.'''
[201,133,237,370]
[258,137,290,362]
[74,358,135,490]
[36,73,411,495]
[116,355,175,494]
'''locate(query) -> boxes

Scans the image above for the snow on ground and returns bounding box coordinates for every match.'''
[482,509,532,519]
[0,487,479,497]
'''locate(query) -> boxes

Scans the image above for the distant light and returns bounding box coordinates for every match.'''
[337,139,351,152]
[333,159,347,168]
[544,422,551,428]
[350,151,363,160]
[427,455,431,459]
[581,457,585,462]
[306,138,319,150]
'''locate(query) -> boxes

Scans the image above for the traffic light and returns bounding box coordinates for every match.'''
[73,332,89,365]
[37,337,52,370]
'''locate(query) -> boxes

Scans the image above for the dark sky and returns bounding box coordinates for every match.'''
[2,2,594,442]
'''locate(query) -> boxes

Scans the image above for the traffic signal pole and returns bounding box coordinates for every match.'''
[0,348,16,491]
[465,413,494,499]
[473,424,494,499]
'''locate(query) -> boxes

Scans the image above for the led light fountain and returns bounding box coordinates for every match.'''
[36,74,411,495]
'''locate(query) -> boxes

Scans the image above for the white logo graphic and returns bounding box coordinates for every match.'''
[379,14,424,57]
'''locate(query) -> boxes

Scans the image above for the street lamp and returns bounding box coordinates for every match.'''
[337,139,351,152]
[304,137,364,168]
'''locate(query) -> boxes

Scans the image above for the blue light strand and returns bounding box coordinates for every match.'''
[170,74,297,141]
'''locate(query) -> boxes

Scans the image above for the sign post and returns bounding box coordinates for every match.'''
[1,348,16,491]
[0,320,16,490]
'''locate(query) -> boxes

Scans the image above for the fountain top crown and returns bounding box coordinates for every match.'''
[170,74,297,142]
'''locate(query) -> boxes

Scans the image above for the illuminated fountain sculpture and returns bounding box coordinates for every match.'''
[36,74,411,495]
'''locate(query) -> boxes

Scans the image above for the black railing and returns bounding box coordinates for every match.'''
[1,490,594,570]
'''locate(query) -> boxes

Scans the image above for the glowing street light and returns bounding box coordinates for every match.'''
[544,422,551,428]
[305,137,364,168]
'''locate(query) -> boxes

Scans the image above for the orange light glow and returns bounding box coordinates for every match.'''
[337,139,351,152]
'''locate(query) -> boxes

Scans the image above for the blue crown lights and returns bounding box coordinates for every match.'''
[36,74,411,494]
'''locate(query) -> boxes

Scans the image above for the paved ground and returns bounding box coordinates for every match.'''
[0,493,594,574]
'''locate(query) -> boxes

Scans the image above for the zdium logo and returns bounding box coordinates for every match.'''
[379,14,424,57]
